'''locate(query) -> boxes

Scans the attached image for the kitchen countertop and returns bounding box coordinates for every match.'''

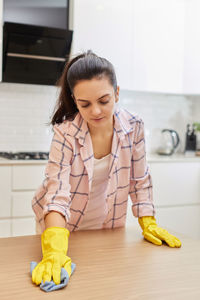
[0,227,200,300]
[0,153,200,165]
[0,157,48,165]
[147,153,200,162]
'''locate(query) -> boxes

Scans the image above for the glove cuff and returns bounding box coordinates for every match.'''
[43,226,70,237]
[41,226,70,256]
[138,216,157,230]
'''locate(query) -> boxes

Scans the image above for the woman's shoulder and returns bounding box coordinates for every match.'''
[53,119,71,132]
[115,107,143,125]
[53,112,81,136]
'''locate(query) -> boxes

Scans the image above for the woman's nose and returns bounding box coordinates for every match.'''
[91,105,101,116]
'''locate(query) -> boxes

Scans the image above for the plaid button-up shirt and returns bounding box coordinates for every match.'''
[32,107,155,232]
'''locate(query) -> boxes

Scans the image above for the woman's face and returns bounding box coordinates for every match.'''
[72,77,119,132]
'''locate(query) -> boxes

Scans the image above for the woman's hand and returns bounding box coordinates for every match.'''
[32,227,72,285]
[138,216,181,248]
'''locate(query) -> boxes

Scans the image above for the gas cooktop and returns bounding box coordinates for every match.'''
[0,152,49,160]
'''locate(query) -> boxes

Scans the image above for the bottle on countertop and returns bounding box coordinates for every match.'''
[193,122,200,156]
[185,124,196,155]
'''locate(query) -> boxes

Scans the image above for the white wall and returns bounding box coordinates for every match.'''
[0,82,199,153]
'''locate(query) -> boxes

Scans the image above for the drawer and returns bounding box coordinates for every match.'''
[156,205,200,240]
[12,191,35,217]
[12,165,46,190]
[0,166,12,217]
[149,162,200,206]
[0,219,11,237]
[12,217,36,236]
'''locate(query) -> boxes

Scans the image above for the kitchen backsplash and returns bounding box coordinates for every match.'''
[120,91,200,153]
[0,83,57,152]
[0,82,200,153]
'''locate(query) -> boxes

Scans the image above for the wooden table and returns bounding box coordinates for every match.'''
[0,227,200,300]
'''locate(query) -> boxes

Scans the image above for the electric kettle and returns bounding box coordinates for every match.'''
[157,129,180,156]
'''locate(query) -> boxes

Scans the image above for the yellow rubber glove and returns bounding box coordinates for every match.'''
[138,216,181,248]
[32,226,72,285]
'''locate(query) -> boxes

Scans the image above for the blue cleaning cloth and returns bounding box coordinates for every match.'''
[30,261,76,292]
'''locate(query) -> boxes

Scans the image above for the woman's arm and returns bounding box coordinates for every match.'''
[44,211,66,229]
[32,123,73,232]
[129,118,154,217]
[32,124,74,286]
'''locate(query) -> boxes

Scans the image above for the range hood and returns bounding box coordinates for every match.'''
[2,22,73,85]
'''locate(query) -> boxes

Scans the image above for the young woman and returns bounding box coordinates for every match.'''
[31,51,181,287]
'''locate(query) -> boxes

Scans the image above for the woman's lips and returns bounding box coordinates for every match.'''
[92,117,104,121]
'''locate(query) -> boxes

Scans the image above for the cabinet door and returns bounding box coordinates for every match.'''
[71,0,133,90]
[12,165,46,190]
[0,219,11,237]
[183,0,200,94]
[12,191,35,217]
[149,162,200,207]
[127,199,200,240]
[0,166,11,217]
[132,0,184,93]
[156,205,200,240]
[12,217,36,236]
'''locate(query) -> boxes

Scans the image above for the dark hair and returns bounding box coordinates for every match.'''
[51,50,117,125]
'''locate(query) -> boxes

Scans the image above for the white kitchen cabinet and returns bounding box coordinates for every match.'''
[12,191,35,217]
[126,201,200,240]
[0,165,11,218]
[148,161,200,239]
[71,0,133,90]
[131,0,185,94]
[12,217,36,236]
[149,162,200,207]
[1,159,200,239]
[71,0,200,94]
[130,0,200,94]
[0,162,46,237]
[12,165,46,190]
[156,205,200,240]
[126,160,200,239]
[183,0,200,94]
[11,164,46,236]
[0,219,11,237]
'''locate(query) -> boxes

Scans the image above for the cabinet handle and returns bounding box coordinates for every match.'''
[7,52,66,62]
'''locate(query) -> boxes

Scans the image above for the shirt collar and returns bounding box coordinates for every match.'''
[113,107,134,140]
[67,107,134,145]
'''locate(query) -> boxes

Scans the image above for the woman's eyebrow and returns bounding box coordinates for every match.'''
[76,93,111,102]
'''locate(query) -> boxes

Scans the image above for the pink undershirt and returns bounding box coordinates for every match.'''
[78,153,111,230]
